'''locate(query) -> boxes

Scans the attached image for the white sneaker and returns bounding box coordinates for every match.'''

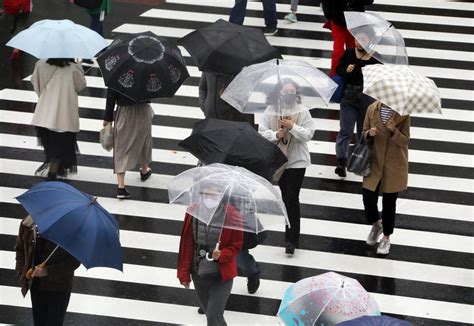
[377,238,391,255]
[284,13,297,23]
[366,220,382,246]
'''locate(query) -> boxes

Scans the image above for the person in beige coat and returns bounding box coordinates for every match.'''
[31,58,87,180]
[362,101,410,255]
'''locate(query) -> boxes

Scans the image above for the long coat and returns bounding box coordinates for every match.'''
[362,101,410,193]
[15,216,80,297]
[31,60,87,132]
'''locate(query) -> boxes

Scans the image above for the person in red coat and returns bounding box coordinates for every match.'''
[177,184,243,326]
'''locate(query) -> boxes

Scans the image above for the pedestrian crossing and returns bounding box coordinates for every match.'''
[0,0,473,325]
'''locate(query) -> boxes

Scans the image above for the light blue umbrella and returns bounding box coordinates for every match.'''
[6,19,108,59]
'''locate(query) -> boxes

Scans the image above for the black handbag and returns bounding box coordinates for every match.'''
[347,136,372,177]
[197,259,221,280]
[74,0,102,9]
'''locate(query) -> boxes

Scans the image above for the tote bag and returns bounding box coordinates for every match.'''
[99,124,114,151]
[347,136,372,177]
[330,74,345,103]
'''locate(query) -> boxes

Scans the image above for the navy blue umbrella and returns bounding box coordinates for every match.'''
[337,315,412,326]
[16,181,123,271]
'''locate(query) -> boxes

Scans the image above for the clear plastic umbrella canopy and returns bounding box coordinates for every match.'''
[167,163,289,233]
[221,58,338,116]
[6,19,108,59]
[278,272,380,326]
[344,12,409,66]
[362,64,442,115]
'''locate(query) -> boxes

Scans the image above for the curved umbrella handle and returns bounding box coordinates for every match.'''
[206,242,220,261]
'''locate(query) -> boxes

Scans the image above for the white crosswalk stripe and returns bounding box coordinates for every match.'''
[0,1,473,325]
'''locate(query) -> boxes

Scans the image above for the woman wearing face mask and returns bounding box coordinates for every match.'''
[334,30,379,178]
[177,183,243,326]
[258,79,316,255]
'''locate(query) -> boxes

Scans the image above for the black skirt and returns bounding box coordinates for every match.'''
[35,127,79,176]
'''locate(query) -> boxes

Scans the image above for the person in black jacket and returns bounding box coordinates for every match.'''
[322,0,374,76]
[334,30,379,177]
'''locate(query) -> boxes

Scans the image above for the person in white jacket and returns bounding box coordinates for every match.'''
[258,78,316,255]
[31,58,87,180]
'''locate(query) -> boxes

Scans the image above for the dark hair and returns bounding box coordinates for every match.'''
[46,58,75,67]
[355,27,376,46]
[266,78,302,106]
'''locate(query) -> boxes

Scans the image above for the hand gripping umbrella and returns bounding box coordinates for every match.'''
[16,181,123,271]
[6,19,108,59]
[178,118,288,182]
[98,31,189,102]
[180,19,281,75]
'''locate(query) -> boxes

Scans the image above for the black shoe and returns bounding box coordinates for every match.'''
[335,165,347,177]
[140,168,152,181]
[247,274,260,294]
[263,26,278,36]
[46,172,57,181]
[117,187,131,199]
[197,307,204,315]
[285,243,295,255]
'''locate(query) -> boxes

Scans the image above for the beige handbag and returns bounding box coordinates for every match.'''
[99,124,114,151]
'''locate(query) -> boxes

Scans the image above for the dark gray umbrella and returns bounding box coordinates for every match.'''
[179,19,281,75]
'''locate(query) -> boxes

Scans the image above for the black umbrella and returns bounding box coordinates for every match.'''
[179,19,281,75]
[178,118,287,182]
[98,31,189,102]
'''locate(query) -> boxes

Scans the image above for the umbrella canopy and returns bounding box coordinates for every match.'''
[278,272,380,326]
[221,58,337,115]
[178,118,287,182]
[98,31,189,102]
[180,19,281,75]
[6,19,108,59]
[167,163,289,233]
[337,315,412,326]
[344,12,409,66]
[16,181,123,271]
[362,64,442,115]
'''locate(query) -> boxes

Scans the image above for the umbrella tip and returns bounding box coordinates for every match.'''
[90,197,98,205]
[341,281,345,288]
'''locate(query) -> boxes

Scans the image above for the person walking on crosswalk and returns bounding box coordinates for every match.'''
[259,79,316,255]
[229,0,278,36]
[362,101,410,255]
[31,58,87,180]
[103,88,153,199]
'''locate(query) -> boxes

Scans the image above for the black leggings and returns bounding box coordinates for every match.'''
[278,168,306,247]
[362,183,398,236]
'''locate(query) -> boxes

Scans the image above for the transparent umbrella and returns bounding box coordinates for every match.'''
[344,12,409,66]
[278,272,380,326]
[221,58,338,116]
[167,163,289,235]
[362,64,442,115]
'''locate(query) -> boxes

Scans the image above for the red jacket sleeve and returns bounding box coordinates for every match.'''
[219,207,243,264]
[177,214,194,284]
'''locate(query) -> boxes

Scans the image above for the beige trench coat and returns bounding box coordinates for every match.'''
[362,101,410,193]
[31,60,87,132]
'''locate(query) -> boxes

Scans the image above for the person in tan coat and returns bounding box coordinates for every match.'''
[31,58,87,180]
[362,101,410,255]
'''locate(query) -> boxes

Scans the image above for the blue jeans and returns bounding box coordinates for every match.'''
[335,90,375,165]
[229,0,277,29]
[89,14,103,36]
[237,249,260,277]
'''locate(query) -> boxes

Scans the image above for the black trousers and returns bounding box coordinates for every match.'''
[30,286,71,326]
[278,168,306,247]
[362,183,399,236]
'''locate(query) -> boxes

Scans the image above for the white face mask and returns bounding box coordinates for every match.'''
[203,198,219,209]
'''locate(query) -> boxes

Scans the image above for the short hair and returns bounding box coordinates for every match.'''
[266,78,302,106]
[46,58,75,67]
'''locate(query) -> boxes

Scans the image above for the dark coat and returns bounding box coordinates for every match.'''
[15,216,81,297]
[322,0,374,27]
[198,72,255,126]
[363,102,410,193]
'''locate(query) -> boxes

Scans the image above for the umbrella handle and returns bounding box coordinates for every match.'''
[206,242,220,261]
[26,262,46,279]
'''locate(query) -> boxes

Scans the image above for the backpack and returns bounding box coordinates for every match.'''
[4,0,31,14]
